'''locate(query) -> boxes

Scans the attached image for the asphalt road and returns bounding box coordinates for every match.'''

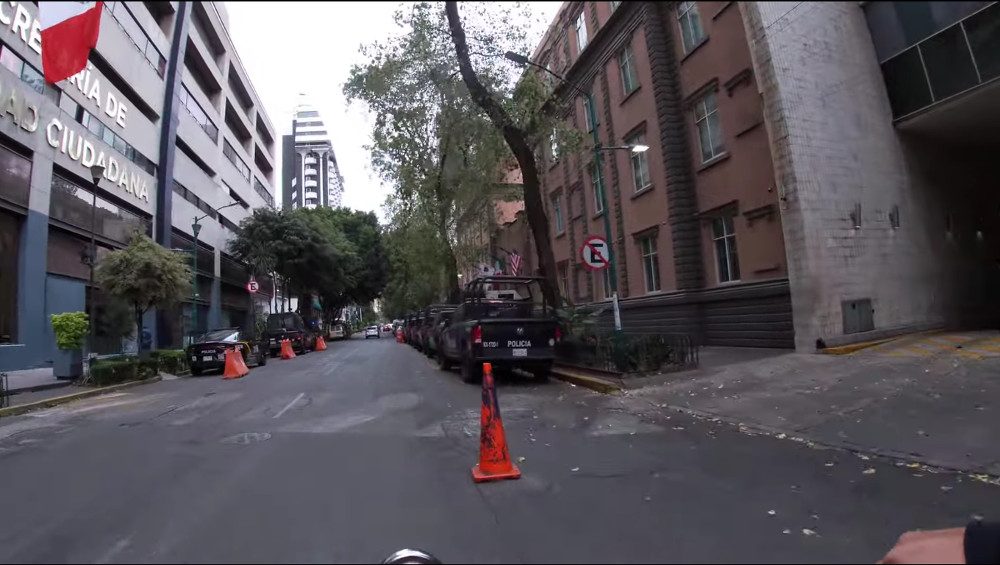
[0,333,997,564]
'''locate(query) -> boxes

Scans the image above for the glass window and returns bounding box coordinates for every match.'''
[0,46,22,76]
[590,162,604,213]
[627,132,651,191]
[920,23,979,100]
[20,64,44,95]
[49,175,147,244]
[964,3,1000,82]
[0,144,32,208]
[611,1,621,10]
[576,12,589,51]
[582,94,598,132]
[695,91,725,162]
[553,194,564,234]
[558,263,569,298]
[639,234,660,293]
[618,43,639,95]
[712,214,740,283]
[550,130,559,161]
[881,47,935,118]
[678,1,705,52]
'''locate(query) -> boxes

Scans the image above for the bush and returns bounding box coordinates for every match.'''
[149,349,189,375]
[50,312,90,350]
[91,356,160,386]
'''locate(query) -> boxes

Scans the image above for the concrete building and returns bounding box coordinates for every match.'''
[0,1,279,370]
[503,1,998,351]
[281,94,345,210]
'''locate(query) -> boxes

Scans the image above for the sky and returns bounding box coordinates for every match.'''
[224,1,563,221]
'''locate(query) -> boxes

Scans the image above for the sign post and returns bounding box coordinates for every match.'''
[246,279,259,294]
[580,236,622,333]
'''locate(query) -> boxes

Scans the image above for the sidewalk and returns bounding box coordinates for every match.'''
[627,342,1000,474]
[2,367,71,394]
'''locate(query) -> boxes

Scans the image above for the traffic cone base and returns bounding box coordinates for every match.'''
[315,336,328,351]
[471,362,521,483]
[222,348,249,379]
[280,339,296,359]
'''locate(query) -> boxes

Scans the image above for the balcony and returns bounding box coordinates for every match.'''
[306,191,318,200]
[304,179,318,189]
[866,2,1000,120]
[304,156,317,165]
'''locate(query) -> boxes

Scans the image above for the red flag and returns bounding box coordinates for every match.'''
[40,2,103,84]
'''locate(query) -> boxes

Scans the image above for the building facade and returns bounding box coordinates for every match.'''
[0,1,279,371]
[508,1,998,351]
[281,95,345,210]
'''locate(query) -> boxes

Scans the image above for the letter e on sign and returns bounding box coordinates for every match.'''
[246,280,259,294]
[580,235,610,271]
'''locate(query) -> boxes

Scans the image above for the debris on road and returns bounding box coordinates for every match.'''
[863,468,876,475]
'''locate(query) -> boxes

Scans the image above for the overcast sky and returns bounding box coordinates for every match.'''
[225,1,562,221]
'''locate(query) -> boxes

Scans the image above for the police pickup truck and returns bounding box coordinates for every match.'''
[436,275,561,383]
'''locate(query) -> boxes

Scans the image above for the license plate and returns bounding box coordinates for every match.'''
[217,353,226,361]
[512,348,527,357]
[270,339,276,344]
[202,355,213,362]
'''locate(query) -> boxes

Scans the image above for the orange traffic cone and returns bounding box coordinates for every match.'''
[396,329,404,343]
[222,347,249,379]
[315,336,328,351]
[471,363,521,483]
[280,338,296,359]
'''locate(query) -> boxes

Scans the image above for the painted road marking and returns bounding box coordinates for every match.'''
[273,392,305,419]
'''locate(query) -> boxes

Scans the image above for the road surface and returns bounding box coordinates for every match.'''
[0,333,994,563]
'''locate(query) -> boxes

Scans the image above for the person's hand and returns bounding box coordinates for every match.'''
[879,528,966,564]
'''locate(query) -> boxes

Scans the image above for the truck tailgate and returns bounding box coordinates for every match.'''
[477,319,558,361]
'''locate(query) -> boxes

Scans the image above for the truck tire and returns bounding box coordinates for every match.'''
[437,350,452,371]
[532,363,551,381]
[460,354,482,384]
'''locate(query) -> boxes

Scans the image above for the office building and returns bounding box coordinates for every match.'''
[0,1,279,370]
[281,94,345,210]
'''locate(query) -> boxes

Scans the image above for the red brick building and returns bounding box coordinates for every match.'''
[518,1,792,347]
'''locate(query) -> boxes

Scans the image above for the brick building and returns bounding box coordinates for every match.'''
[502,1,999,351]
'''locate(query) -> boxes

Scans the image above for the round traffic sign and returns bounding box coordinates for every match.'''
[580,235,610,271]
[246,280,259,294]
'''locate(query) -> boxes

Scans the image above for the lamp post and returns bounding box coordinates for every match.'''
[504,52,648,338]
[189,201,240,341]
[86,164,105,370]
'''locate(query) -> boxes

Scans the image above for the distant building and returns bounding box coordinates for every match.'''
[281,94,345,210]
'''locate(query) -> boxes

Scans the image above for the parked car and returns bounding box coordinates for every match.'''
[265,312,316,356]
[328,322,346,341]
[424,306,457,358]
[187,327,267,376]
[382,323,393,333]
[365,325,381,339]
[405,313,420,344]
[437,276,560,383]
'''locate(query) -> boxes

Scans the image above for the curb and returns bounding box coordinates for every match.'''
[819,337,899,355]
[641,398,999,477]
[0,376,163,418]
[550,367,623,395]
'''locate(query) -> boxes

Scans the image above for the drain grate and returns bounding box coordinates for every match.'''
[220,432,272,445]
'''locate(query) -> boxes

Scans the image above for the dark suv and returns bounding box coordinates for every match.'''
[265,312,316,356]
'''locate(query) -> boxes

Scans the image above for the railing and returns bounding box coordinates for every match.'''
[555,333,699,375]
[0,371,8,409]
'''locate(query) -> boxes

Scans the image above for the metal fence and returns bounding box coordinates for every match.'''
[555,333,699,375]
[0,371,8,409]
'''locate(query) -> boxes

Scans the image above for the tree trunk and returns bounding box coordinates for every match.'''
[433,142,461,302]
[444,1,559,307]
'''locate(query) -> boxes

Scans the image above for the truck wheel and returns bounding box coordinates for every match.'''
[460,355,482,384]
[532,364,551,381]
[190,367,203,377]
[437,350,452,371]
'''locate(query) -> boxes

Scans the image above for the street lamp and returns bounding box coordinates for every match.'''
[86,163,105,370]
[505,51,631,337]
[189,201,240,340]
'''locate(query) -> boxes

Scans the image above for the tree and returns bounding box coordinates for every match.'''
[95,234,191,343]
[444,1,575,306]
[344,2,516,304]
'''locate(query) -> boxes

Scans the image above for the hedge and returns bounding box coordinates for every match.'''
[91,358,157,387]
[148,349,189,375]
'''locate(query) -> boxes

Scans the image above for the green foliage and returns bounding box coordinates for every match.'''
[95,234,191,339]
[90,356,157,386]
[346,2,540,311]
[97,296,135,341]
[50,311,89,351]
[228,207,390,322]
[148,349,189,375]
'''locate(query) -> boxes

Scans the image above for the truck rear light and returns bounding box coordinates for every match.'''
[555,327,562,342]
[472,325,482,345]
